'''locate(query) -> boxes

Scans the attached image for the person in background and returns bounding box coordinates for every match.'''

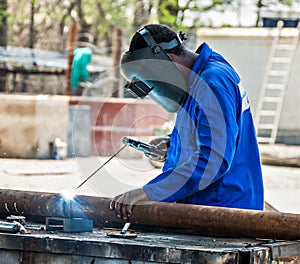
[71,41,92,96]
[110,24,264,220]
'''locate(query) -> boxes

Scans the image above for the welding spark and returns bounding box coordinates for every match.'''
[61,189,75,200]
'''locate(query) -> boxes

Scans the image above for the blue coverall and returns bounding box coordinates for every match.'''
[143,43,264,210]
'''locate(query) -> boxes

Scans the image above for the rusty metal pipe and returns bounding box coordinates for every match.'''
[0,189,299,240]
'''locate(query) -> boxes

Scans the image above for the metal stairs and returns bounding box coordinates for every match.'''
[255,21,300,144]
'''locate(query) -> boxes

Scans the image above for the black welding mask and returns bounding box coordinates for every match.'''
[121,28,188,112]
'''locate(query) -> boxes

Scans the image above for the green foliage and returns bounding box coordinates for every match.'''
[3,0,300,50]
[158,0,179,27]
[259,0,299,7]
[0,1,7,16]
[0,8,9,25]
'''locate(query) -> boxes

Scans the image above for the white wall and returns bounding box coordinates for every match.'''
[0,94,69,158]
[196,27,300,144]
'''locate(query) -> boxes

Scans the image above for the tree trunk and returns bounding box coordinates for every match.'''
[111,27,123,97]
[29,0,35,48]
[255,0,263,27]
[0,0,8,92]
[64,24,78,95]
[0,0,7,47]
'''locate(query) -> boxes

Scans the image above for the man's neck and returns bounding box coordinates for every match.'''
[178,48,199,82]
[168,47,199,82]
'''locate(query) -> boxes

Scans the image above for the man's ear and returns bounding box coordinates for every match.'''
[168,53,175,61]
[168,53,180,63]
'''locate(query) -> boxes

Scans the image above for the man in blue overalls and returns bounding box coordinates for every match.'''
[110,24,264,220]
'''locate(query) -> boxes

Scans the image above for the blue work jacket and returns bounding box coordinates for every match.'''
[143,43,264,210]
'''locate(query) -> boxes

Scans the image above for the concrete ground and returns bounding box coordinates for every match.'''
[0,144,299,214]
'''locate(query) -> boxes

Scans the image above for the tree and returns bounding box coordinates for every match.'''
[158,0,180,27]
[0,0,8,47]
[255,0,300,26]
[7,0,300,55]
[29,0,37,48]
[56,0,131,53]
[133,0,154,29]
[0,0,8,92]
[156,0,235,30]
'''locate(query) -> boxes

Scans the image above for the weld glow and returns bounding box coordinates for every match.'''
[61,189,76,200]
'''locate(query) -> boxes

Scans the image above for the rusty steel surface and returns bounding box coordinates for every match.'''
[0,227,299,263]
[0,188,299,240]
[0,230,259,263]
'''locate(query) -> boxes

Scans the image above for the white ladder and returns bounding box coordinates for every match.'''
[255,21,300,144]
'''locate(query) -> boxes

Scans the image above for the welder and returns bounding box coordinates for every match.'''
[110,24,264,220]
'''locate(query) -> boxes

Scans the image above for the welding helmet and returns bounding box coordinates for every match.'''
[121,27,188,112]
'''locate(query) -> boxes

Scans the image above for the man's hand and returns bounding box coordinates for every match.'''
[146,136,170,161]
[109,188,150,220]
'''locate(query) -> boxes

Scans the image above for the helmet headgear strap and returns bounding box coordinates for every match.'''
[137,28,186,53]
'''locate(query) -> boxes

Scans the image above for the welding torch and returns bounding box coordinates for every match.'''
[122,137,166,161]
[75,137,167,190]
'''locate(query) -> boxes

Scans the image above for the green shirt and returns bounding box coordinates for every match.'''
[71,47,92,89]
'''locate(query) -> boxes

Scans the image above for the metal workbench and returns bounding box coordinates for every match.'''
[0,227,299,264]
